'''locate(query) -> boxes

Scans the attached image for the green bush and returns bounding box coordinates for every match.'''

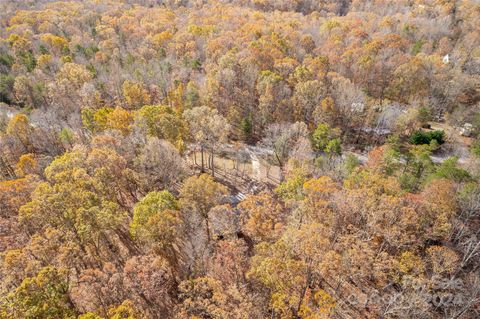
[343,154,360,176]
[18,50,36,72]
[0,74,15,104]
[471,139,480,157]
[0,53,14,67]
[417,107,431,125]
[411,40,425,55]
[429,157,470,182]
[239,114,253,142]
[428,130,445,144]
[409,130,444,145]
[398,172,418,192]
[311,123,342,155]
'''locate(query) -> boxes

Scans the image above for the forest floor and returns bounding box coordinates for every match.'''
[187,147,282,184]
[428,122,473,164]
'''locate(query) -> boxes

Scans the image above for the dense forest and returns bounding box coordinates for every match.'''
[0,0,479,318]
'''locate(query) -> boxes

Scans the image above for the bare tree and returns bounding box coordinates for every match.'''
[183,106,230,177]
[260,121,309,180]
[135,137,188,192]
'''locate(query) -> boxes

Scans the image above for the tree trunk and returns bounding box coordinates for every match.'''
[279,166,285,182]
[296,267,312,316]
[0,156,16,180]
[201,146,205,172]
[211,149,215,177]
[205,217,211,242]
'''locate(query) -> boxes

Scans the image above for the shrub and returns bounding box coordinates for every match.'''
[239,114,253,142]
[409,130,444,145]
[311,123,342,154]
[470,139,480,157]
[0,74,15,104]
[417,107,431,125]
[429,157,470,182]
[428,130,445,144]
